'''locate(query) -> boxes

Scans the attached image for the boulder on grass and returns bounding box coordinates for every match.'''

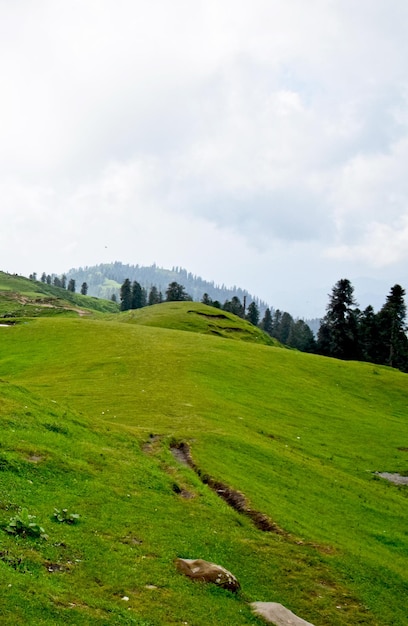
[251,602,315,625]
[175,558,240,593]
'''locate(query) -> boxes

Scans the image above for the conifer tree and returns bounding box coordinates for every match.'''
[165,282,191,301]
[260,308,273,335]
[317,278,359,359]
[131,281,144,309]
[120,278,132,311]
[246,301,260,326]
[148,286,160,305]
[377,284,408,370]
[67,279,76,292]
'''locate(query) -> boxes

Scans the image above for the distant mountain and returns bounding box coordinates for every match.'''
[66,261,271,313]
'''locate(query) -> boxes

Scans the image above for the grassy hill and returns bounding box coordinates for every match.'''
[0,271,119,319]
[0,273,407,625]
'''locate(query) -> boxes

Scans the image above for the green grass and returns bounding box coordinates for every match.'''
[119,301,277,345]
[0,271,119,319]
[0,276,407,624]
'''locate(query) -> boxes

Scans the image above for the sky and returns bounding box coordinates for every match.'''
[2,0,408,318]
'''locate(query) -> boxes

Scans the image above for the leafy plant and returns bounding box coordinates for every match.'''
[53,508,80,524]
[5,508,47,539]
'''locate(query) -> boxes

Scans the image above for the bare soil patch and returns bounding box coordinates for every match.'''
[170,442,286,534]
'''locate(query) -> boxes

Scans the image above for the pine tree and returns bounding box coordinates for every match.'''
[359,306,380,363]
[287,320,316,352]
[246,301,260,326]
[223,296,244,317]
[165,282,191,302]
[317,279,359,359]
[131,281,144,309]
[67,279,76,292]
[260,308,273,335]
[377,284,408,370]
[80,282,88,296]
[120,279,132,311]
[148,286,160,306]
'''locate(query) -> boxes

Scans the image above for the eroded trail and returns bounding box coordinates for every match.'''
[170,441,287,535]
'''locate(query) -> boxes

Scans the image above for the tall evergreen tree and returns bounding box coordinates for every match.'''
[165,282,191,301]
[377,284,408,370]
[359,305,380,363]
[260,308,273,335]
[67,279,76,292]
[223,296,244,318]
[131,281,144,309]
[201,293,212,306]
[246,301,260,326]
[80,282,88,296]
[120,278,132,311]
[287,319,316,353]
[148,286,161,306]
[317,278,359,359]
[274,311,293,344]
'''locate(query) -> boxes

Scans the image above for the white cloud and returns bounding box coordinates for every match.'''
[2,1,408,316]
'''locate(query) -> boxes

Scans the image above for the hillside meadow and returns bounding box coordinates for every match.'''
[0,284,407,624]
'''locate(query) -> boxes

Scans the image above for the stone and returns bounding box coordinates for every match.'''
[251,602,315,625]
[175,558,240,592]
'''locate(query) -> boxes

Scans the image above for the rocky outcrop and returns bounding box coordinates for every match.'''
[251,602,314,625]
[175,558,240,593]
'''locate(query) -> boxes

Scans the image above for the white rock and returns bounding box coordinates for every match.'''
[251,602,314,625]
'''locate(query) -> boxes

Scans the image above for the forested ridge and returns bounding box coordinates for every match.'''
[30,264,408,372]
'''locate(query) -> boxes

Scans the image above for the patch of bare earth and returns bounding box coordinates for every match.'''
[170,442,286,535]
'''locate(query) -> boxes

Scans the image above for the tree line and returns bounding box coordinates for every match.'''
[117,278,317,354]
[30,272,408,372]
[30,272,89,296]
[316,278,408,371]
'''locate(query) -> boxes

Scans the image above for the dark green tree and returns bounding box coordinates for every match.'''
[131,281,145,309]
[80,282,88,296]
[165,282,191,302]
[120,278,132,311]
[67,279,76,292]
[317,278,359,359]
[274,311,293,344]
[40,272,47,283]
[61,274,67,289]
[359,306,380,363]
[376,284,408,370]
[287,319,316,352]
[201,293,212,306]
[148,286,161,305]
[260,308,273,335]
[246,301,260,326]
[223,296,244,317]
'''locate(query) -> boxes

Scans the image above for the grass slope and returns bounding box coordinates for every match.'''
[119,301,277,345]
[0,296,407,624]
[0,272,119,319]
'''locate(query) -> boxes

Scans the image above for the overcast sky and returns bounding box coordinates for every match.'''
[2,1,408,317]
